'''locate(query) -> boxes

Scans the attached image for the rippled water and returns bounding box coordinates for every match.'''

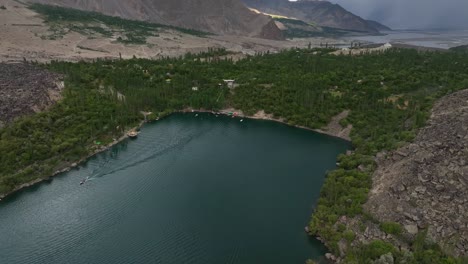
[0,113,350,264]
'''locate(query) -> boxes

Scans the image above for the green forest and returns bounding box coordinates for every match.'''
[1,47,468,263]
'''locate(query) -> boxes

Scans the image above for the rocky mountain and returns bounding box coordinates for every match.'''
[0,63,63,127]
[26,0,283,39]
[364,89,468,256]
[366,20,391,31]
[243,0,390,33]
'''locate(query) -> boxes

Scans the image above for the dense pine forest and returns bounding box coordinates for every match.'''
[1,47,468,263]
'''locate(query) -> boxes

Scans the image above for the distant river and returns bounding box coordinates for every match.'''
[0,113,350,264]
[346,29,468,49]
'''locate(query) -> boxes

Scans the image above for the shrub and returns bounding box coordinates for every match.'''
[380,221,403,235]
[343,230,356,243]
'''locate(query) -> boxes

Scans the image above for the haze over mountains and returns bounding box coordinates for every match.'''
[331,0,468,30]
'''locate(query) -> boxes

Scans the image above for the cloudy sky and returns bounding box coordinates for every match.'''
[328,0,468,29]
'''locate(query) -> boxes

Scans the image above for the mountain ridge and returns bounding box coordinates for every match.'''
[242,0,390,33]
[26,0,284,39]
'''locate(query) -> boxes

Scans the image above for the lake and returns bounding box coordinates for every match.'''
[0,113,350,264]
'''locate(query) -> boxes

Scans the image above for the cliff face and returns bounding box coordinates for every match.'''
[365,89,468,256]
[243,0,389,33]
[27,0,283,39]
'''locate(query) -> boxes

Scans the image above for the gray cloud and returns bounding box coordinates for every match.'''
[329,0,468,29]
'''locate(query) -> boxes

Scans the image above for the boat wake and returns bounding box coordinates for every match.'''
[80,126,209,183]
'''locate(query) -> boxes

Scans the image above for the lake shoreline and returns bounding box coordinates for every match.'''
[178,108,352,142]
[0,112,347,263]
[0,121,145,201]
[0,109,350,202]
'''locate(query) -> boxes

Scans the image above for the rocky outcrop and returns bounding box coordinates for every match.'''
[27,0,283,39]
[364,89,468,256]
[0,63,63,126]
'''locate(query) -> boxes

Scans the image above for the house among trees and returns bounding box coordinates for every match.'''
[223,79,236,88]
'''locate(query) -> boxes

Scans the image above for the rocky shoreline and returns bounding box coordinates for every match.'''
[337,89,468,259]
[365,89,468,256]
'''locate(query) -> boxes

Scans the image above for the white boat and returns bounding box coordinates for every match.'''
[127,131,138,138]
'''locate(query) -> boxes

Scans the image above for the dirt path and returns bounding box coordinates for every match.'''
[315,110,352,141]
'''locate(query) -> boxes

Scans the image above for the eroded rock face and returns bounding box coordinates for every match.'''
[365,89,468,256]
[0,63,63,124]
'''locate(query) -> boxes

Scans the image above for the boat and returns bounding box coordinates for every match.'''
[80,179,86,185]
[127,131,138,138]
[240,119,244,122]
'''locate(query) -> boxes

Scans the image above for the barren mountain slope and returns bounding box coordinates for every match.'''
[365,89,468,256]
[243,0,388,33]
[26,0,283,39]
[366,20,391,31]
[0,63,63,127]
[0,0,343,62]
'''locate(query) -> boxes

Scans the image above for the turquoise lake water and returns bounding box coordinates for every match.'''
[0,113,350,264]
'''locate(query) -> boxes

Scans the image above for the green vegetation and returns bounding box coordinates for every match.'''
[450,44,468,53]
[1,47,468,263]
[29,4,209,43]
[0,79,140,194]
[380,222,403,236]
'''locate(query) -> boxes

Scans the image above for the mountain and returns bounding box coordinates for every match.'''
[242,0,390,33]
[366,20,392,31]
[26,0,283,39]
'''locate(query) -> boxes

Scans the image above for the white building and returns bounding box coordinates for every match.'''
[223,79,236,89]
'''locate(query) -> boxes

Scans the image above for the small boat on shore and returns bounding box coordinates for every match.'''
[127,131,139,139]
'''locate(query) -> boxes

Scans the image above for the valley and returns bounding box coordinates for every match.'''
[1,0,468,263]
[0,0,349,62]
[1,46,468,263]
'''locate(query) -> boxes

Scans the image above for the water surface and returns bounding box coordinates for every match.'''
[346,29,468,49]
[0,113,349,264]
